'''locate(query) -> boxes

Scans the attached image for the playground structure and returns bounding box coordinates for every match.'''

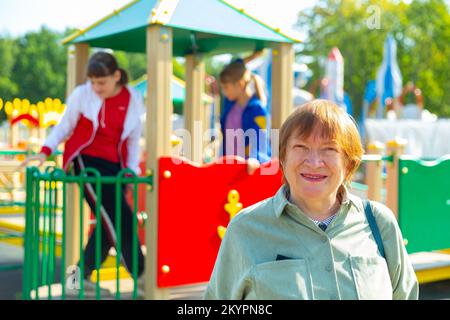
[364,141,450,284]
[363,80,449,159]
[33,0,298,300]
[131,74,220,162]
[2,0,448,300]
[361,34,446,161]
[362,34,437,119]
[0,97,66,149]
[0,97,65,206]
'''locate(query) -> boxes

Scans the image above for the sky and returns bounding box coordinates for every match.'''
[0,0,311,39]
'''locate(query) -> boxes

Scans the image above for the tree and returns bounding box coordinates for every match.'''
[0,36,19,121]
[296,0,450,118]
[0,36,19,99]
[115,50,187,83]
[114,51,147,81]
[11,27,67,103]
[401,0,450,116]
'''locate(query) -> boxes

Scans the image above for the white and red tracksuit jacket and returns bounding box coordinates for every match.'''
[40,81,145,175]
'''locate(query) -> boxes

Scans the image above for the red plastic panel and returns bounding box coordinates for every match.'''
[157,156,283,288]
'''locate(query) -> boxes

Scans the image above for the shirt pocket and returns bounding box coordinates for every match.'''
[350,256,393,300]
[253,259,313,300]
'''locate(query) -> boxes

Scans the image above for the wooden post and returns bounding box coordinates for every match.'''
[271,43,294,130]
[145,25,173,300]
[185,54,205,163]
[9,124,18,148]
[65,43,89,270]
[66,44,89,96]
[366,141,384,202]
[212,94,221,161]
[29,127,39,151]
[203,99,212,160]
[385,138,406,220]
[38,127,47,146]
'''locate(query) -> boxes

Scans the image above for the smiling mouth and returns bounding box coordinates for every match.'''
[301,173,328,182]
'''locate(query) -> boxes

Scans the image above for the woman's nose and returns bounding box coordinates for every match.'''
[304,151,323,167]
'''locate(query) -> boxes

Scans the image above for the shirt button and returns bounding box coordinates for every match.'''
[321,236,327,243]
[331,295,338,300]
[325,264,332,272]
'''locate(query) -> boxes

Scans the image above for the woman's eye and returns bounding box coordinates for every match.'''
[324,147,338,152]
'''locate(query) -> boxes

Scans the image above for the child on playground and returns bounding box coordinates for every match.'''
[219,50,271,173]
[22,51,145,296]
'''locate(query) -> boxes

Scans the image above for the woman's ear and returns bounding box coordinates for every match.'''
[113,69,121,83]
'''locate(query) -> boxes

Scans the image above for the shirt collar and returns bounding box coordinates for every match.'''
[272,184,359,219]
[273,185,291,218]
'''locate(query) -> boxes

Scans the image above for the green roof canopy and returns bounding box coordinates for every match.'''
[64,0,300,56]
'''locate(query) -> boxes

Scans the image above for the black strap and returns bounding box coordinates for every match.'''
[363,200,386,258]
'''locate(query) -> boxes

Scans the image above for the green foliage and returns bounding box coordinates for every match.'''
[0,37,19,121]
[0,27,188,124]
[205,56,226,79]
[0,37,19,100]
[296,0,450,118]
[114,51,147,81]
[10,27,67,102]
[173,58,186,80]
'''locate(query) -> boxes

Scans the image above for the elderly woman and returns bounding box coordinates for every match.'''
[204,100,418,300]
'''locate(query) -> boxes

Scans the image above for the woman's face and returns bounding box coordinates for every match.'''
[282,126,347,204]
[221,80,245,101]
[90,70,121,99]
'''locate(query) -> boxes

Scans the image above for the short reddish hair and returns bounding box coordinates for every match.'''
[279,99,364,186]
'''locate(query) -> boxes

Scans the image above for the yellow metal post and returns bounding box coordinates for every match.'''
[144,25,173,300]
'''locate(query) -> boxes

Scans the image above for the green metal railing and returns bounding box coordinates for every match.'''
[0,150,63,157]
[0,154,63,275]
[22,166,152,300]
[0,202,26,207]
[0,150,33,157]
[0,149,62,205]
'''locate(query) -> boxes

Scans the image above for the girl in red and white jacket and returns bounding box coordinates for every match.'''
[23,51,145,295]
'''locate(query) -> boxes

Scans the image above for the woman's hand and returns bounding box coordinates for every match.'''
[243,49,265,64]
[247,158,260,175]
[20,153,47,168]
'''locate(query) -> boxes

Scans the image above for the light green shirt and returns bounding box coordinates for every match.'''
[204,186,419,300]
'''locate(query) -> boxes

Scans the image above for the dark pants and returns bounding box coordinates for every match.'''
[73,155,145,279]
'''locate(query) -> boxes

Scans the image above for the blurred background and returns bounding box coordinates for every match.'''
[0,0,449,300]
[1,0,449,122]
